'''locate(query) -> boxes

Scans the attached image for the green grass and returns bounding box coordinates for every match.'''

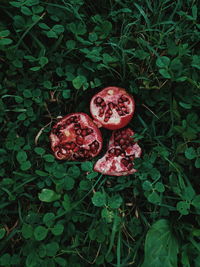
[0,0,200,266]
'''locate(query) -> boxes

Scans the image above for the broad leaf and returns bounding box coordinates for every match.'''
[142,219,179,267]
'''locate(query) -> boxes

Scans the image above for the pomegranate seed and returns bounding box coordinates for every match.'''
[115,135,121,141]
[90,144,97,153]
[122,144,127,150]
[129,155,134,161]
[118,98,123,103]
[94,141,99,148]
[104,117,109,122]
[118,110,123,116]
[119,139,125,145]
[118,103,124,108]
[61,148,67,154]
[70,142,76,149]
[90,144,96,150]
[99,109,104,117]
[121,158,129,167]
[115,149,121,156]
[76,129,82,135]
[122,134,128,139]
[121,95,128,102]
[101,102,106,107]
[74,116,78,123]
[66,119,71,125]
[73,146,79,152]
[95,97,103,104]
[87,128,93,134]
[109,148,115,155]
[81,129,87,136]
[76,136,83,145]
[70,117,74,122]
[65,143,71,149]
[107,110,113,115]
[125,140,130,145]
[109,102,115,109]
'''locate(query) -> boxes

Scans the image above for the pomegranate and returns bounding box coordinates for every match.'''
[50,113,103,161]
[94,128,141,176]
[90,86,135,130]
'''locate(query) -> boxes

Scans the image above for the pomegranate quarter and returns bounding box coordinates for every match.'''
[90,86,135,130]
[94,128,142,176]
[50,113,103,161]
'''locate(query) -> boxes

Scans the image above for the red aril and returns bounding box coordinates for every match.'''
[94,128,141,176]
[50,113,103,161]
[90,86,135,130]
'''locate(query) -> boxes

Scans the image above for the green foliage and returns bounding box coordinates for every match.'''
[0,0,199,266]
[142,219,179,267]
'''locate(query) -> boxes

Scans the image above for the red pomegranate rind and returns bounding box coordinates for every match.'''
[50,113,103,161]
[90,86,135,130]
[94,128,141,176]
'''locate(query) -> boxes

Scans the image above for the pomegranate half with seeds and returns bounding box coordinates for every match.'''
[50,113,103,161]
[94,128,141,176]
[90,86,135,130]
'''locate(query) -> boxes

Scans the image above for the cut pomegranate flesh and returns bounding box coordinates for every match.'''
[90,86,135,130]
[94,128,141,176]
[50,113,103,161]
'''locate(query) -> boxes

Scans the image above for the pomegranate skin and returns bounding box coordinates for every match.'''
[90,86,135,130]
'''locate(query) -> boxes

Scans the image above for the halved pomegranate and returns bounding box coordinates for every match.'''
[94,128,141,176]
[50,113,103,161]
[90,86,135,130]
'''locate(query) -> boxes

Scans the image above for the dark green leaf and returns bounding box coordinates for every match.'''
[185,147,196,160]
[21,224,33,239]
[51,224,64,236]
[142,219,179,267]
[86,171,98,179]
[81,161,93,171]
[176,201,190,215]
[38,189,61,202]
[34,226,48,241]
[72,75,87,89]
[16,150,27,163]
[147,191,161,204]
[92,192,106,207]
[156,56,170,68]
